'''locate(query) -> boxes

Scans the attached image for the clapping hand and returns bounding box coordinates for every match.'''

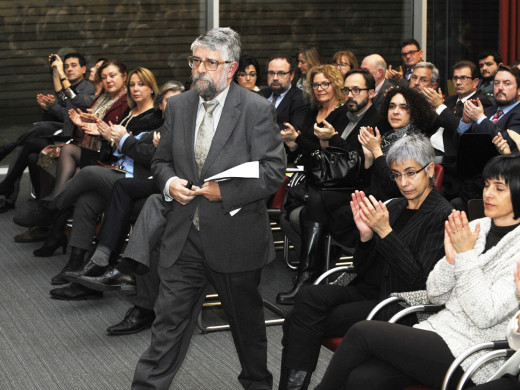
[462,99,485,123]
[69,108,84,127]
[352,191,392,239]
[350,191,374,242]
[314,119,337,140]
[492,133,511,155]
[386,65,404,83]
[422,87,444,108]
[358,126,382,158]
[153,131,161,147]
[444,210,480,258]
[37,94,56,110]
[280,122,300,151]
[507,129,520,152]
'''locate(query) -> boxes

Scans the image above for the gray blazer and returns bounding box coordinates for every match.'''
[152,82,287,272]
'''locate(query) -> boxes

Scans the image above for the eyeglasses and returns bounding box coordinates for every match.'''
[187,56,231,71]
[334,63,350,69]
[237,71,257,78]
[389,163,430,181]
[452,75,473,82]
[410,75,430,83]
[401,49,420,57]
[388,103,410,111]
[267,71,291,78]
[342,87,369,96]
[311,81,332,90]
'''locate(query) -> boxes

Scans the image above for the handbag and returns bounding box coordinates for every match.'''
[306,146,361,188]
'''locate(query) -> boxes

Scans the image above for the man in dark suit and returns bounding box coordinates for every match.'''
[458,65,520,149]
[259,55,309,133]
[386,38,423,87]
[131,28,286,390]
[360,54,394,108]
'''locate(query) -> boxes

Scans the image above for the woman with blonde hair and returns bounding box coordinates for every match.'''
[297,44,326,91]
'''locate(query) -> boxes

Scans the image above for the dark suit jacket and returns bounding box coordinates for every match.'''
[259,86,309,131]
[152,83,286,272]
[372,79,394,108]
[353,189,452,300]
[468,103,520,150]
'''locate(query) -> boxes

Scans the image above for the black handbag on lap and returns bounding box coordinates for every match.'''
[306,146,362,188]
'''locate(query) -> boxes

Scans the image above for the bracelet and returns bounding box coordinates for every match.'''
[60,77,67,82]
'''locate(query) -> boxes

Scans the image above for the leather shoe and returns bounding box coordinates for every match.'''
[14,226,50,243]
[106,306,154,336]
[74,267,136,293]
[50,283,103,301]
[62,259,108,282]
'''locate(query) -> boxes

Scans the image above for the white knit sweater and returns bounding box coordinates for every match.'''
[415,217,520,385]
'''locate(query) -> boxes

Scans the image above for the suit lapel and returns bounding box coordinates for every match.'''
[200,83,241,179]
[184,92,199,180]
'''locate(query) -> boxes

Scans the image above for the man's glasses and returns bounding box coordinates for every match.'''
[341,87,369,96]
[267,71,291,78]
[410,75,430,83]
[237,71,257,78]
[401,49,420,57]
[187,56,231,71]
[452,76,473,82]
[311,81,332,90]
[389,163,430,181]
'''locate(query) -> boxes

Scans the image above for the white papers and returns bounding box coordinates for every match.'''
[204,161,259,182]
[204,161,259,216]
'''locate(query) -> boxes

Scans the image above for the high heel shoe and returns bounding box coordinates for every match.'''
[33,235,68,257]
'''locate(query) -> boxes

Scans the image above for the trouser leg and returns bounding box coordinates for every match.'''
[315,320,466,390]
[209,267,273,390]
[131,226,208,390]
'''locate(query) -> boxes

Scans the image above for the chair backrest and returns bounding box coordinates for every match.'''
[434,163,444,192]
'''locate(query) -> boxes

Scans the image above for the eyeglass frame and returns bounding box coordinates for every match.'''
[334,62,351,68]
[311,81,332,90]
[187,56,232,71]
[341,87,370,96]
[389,163,431,181]
[236,71,257,78]
[401,49,421,57]
[267,70,291,78]
[452,75,474,82]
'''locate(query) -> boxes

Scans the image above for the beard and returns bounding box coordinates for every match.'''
[193,71,227,100]
[495,91,518,107]
[269,81,289,94]
[346,95,369,113]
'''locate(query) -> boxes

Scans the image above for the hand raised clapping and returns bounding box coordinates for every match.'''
[444,210,480,264]
[350,190,392,241]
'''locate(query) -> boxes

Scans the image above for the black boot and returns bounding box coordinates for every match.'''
[51,247,87,285]
[33,208,71,257]
[277,221,326,305]
[278,353,312,390]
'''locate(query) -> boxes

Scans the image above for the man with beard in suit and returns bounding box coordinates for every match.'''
[131,27,286,390]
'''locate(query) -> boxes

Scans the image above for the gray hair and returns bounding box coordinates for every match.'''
[413,61,440,84]
[191,27,241,63]
[386,134,436,187]
[154,80,185,109]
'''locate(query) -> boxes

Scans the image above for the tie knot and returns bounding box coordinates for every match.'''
[203,101,218,114]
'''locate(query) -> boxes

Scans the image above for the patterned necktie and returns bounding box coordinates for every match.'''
[453,100,462,114]
[195,101,218,174]
[272,94,279,106]
[193,101,218,230]
[491,109,503,124]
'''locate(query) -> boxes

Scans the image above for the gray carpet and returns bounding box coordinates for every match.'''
[0,173,333,390]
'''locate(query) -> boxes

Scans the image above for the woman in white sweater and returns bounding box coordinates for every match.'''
[314,154,520,390]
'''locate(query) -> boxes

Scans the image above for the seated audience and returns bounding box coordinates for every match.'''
[32,67,162,295]
[386,38,423,87]
[279,134,453,389]
[296,44,326,91]
[360,54,393,107]
[331,50,358,77]
[234,55,261,91]
[314,153,520,390]
[0,53,97,205]
[477,51,503,104]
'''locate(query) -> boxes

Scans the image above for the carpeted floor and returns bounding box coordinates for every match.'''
[0,172,333,390]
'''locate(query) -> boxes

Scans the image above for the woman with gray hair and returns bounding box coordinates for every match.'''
[279,134,453,389]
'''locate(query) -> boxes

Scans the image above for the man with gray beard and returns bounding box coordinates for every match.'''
[132,27,286,389]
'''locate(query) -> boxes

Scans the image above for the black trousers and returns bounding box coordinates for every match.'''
[282,284,379,372]
[132,226,272,390]
[96,178,158,253]
[315,320,472,390]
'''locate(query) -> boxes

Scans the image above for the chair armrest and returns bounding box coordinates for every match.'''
[441,340,509,390]
[388,304,444,323]
[314,266,354,285]
[366,297,405,320]
[456,348,514,390]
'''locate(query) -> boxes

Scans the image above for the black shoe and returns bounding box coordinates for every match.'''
[50,283,103,301]
[75,268,136,293]
[0,198,15,213]
[33,235,68,257]
[13,201,56,228]
[62,259,108,282]
[50,247,86,285]
[14,226,50,243]
[106,306,154,336]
